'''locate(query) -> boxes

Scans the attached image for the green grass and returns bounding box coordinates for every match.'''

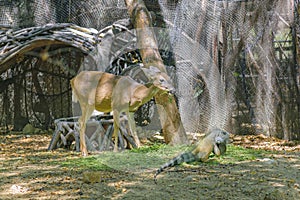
[129,142,191,155]
[207,144,271,165]
[59,144,273,172]
[60,156,115,171]
[129,142,167,153]
[226,145,270,161]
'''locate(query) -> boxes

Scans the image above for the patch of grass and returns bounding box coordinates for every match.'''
[57,144,191,172]
[208,144,271,165]
[60,156,114,171]
[129,142,191,155]
[227,145,270,160]
[58,144,273,172]
[129,143,166,153]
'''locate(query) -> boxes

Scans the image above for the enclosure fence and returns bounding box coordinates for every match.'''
[0,0,299,140]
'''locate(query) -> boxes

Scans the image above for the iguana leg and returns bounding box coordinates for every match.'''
[213,144,221,156]
[213,142,227,156]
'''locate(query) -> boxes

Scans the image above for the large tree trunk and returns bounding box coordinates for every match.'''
[124,0,189,145]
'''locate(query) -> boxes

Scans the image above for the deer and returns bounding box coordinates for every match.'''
[70,66,175,156]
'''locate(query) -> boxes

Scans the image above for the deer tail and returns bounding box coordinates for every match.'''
[70,78,78,103]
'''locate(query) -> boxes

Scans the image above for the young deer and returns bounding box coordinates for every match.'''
[71,66,175,156]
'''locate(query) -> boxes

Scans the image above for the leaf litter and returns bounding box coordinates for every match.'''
[0,131,299,199]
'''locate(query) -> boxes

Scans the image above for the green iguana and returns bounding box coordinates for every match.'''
[154,128,230,183]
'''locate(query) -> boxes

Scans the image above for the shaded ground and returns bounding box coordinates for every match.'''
[0,131,299,200]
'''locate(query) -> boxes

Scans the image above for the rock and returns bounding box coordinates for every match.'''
[184,175,196,182]
[22,124,35,134]
[10,184,28,194]
[82,171,102,183]
[258,158,277,165]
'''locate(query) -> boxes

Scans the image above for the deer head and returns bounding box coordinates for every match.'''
[141,66,176,94]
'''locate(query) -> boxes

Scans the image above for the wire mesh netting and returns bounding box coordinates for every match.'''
[0,0,299,140]
[159,0,299,140]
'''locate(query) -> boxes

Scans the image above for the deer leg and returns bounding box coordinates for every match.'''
[78,104,94,156]
[113,110,120,152]
[127,112,141,148]
[78,116,87,156]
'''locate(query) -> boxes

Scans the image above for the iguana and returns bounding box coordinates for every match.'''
[154,128,230,183]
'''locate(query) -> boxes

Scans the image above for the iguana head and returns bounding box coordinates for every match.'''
[211,128,230,144]
[211,128,230,156]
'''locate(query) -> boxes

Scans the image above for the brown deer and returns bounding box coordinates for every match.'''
[71,66,175,156]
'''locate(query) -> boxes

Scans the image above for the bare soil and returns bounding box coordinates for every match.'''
[0,131,299,200]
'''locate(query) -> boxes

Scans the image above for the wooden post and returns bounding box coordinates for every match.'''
[124,0,189,145]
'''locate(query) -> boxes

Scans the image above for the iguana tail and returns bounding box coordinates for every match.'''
[154,152,196,183]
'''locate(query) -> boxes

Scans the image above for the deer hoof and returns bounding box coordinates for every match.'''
[82,151,88,157]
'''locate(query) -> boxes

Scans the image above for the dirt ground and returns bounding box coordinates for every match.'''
[0,131,299,200]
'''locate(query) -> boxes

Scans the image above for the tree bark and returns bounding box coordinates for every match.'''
[32,61,51,129]
[124,0,189,145]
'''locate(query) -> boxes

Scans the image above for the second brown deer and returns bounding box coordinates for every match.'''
[71,66,175,156]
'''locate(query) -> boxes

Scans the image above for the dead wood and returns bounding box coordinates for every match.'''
[48,114,135,152]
